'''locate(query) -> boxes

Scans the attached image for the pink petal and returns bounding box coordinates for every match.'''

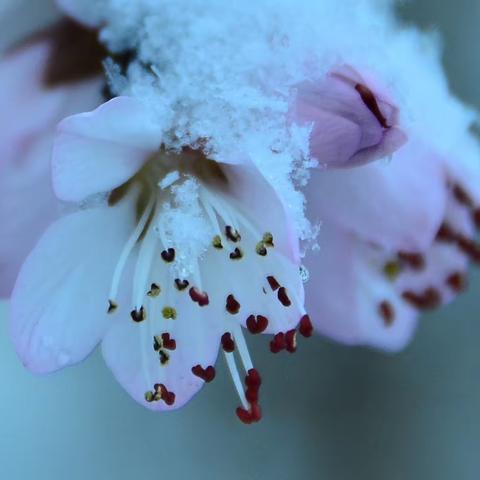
[305,223,418,352]
[305,141,448,252]
[52,96,163,202]
[9,198,137,373]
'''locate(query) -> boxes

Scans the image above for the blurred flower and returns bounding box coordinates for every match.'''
[0,19,105,297]
[10,96,312,423]
[304,136,480,351]
[291,65,407,168]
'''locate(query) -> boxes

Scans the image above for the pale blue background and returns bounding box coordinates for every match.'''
[1,1,479,479]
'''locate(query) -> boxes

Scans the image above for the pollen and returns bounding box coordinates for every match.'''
[262,232,274,247]
[212,235,223,249]
[162,306,177,319]
[255,242,268,256]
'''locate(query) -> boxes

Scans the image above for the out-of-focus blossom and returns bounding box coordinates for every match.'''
[10,96,312,423]
[304,137,480,351]
[0,19,105,297]
[291,65,407,168]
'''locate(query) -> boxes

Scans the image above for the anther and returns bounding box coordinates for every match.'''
[175,278,190,291]
[161,332,177,350]
[246,315,268,334]
[162,307,177,319]
[212,235,223,249]
[225,226,241,242]
[226,294,241,314]
[229,247,243,260]
[402,288,441,310]
[262,232,274,247]
[270,332,286,353]
[378,300,395,327]
[130,306,146,323]
[383,261,402,280]
[255,242,267,256]
[277,287,291,307]
[299,314,313,337]
[446,272,467,292]
[355,83,389,128]
[267,276,280,291]
[107,300,118,314]
[189,287,210,306]
[191,364,216,383]
[474,208,480,229]
[285,329,297,353]
[436,223,456,243]
[398,252,425,270]
[161,248,176,263]
[221,332,235,352]
[159,350,170,365]
[147,283,161,297]
[452,184,474,208]
[156,383,175,406]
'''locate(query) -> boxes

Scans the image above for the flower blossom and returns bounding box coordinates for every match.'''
[0,18,105,297]
[10,96,313,423]
[303,132,480,351]
[292,65,407,168]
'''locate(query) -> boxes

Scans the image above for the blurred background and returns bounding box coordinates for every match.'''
[1,1,479,479]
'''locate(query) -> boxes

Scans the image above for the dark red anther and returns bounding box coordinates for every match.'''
[246,387,259,404]
[130,306,146,323]
[452,184,474,208]
[161,333,176,350]
[299,315,313,338]
[277,287,291,307]
[175,278,190,290]
[160,384,176,406]
[398,252,425,270]
[267,275,280,291]
[236,407,254,424]
[436,223,456,243]
[285,329,297,353]
[402,287,441,311]
[221,332,235,352]
[191,364,216,383]
[446,272,467,292]
[378,300,395,327]
[355,83,389,129]
[245,369,262,389]
[456,235,480,263]
[226,294,241,314]
[189,287,210,306]
[246,314,269,334]
[270,332,286,353]
[250,403,262,422]
[474,208,480,229]
[161,248,175,262]
[225,225,241,242]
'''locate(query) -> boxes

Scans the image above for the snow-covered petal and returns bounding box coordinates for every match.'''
[9,198,137,373]
[305,224,417,352]
[305,141,447,251]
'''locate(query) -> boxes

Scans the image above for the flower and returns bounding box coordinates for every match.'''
[10,96,312,423]
[0,19,105,297]
[304,135,480,351]
[291,65,407,168]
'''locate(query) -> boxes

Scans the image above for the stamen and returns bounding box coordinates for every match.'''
[246,314,268,334]
[189,287,210,306]
[355,83,389,128]
[212,235,223,249]
[398,252,425,270]
[226,294,241,314]
[298,314,313,337]
[147,283,161,297]
[402,288,441,310]
[378,300,395,326]
[285,329,297,352]
[446,272,467,292]
[255,242,268,256]
[223,351,249,410]
[161,248,176,263]
[191,364,216,382]
[229,247,243,260]
[270,332,286,353]
[267,276,280,291]
[221,332,235,352]
[452,184,474,208]
[107,300,118,314]
[130,306,146,323]
[277,287,292,307]
[162,307,177,319]
[225,225,241,242]
[262,232,274,247]
[174,278,190,291]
